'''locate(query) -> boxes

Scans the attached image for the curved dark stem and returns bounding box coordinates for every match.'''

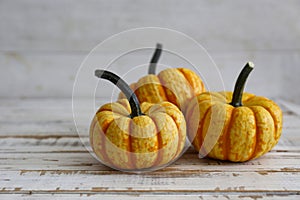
[230,62,254,107]
[148,43,162,75]
[95,70,143,118]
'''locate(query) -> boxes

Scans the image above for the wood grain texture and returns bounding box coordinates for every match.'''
[0,98,300,198]
[1,169,300,192]
[1,1,300,102]
[0,98,298,137]
[1,0,300,198]
[1,0,300,52]
[1,51,300,101]
[0,194,299,200]
[1,151,300,171]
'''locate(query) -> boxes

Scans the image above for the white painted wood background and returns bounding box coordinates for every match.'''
[1,1,300,199]
[0,98,300,199]
[1,0,300,103]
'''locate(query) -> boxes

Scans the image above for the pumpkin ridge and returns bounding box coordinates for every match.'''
[149,75,168,105]
[97,110,124,120]
[92,117,112,166]
[166,111,183,159]
[156,73,176,107]
[247,107,258,160]
[115,101,131,116]
[197,104,212,156]
[146,104,164,114]
[99,105,129,116]
[151,115,163,167]
[258,105,279,151]
[172,69,196,111]
[89,117,97,151]
[176,68,197,97]
[186,97,213,130]
[242,94,256,104]
[116,100,131,114]
[179,68,206,96]
[185,100,199,145]
[185,100,197,119]
[140,103,153,114]
[221,106,234,161]
[128,119,136,169]
[210,92,227,103]
[225,108,238,161]
[248,100,279,143]
[263,106,280,142]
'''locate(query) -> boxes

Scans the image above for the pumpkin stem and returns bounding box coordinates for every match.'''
[95,70,144,118]
[230,62,254,107]
[148,43,162,75]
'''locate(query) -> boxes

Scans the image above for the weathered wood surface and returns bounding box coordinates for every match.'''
[1,0,300,52]
[1,1,300,198]
[0,194,299,200]
[1,0,300,102]
[0,98,299,199]
[2,51,298,100]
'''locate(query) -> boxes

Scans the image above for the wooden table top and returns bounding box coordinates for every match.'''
[0,98,299,199]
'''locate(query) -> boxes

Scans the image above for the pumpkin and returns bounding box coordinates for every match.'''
[186,62,283,162]
[119,43,205,112]
[90,70,186,171]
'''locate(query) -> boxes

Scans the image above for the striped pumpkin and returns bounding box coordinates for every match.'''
[90,70,186,171]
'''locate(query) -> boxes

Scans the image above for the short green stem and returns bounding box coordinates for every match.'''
[230,62,254,107]
[148,43,162,75]
[95,70,143,118]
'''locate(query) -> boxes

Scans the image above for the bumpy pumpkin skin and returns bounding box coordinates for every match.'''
[185,91,283,162]
[90,99,186,170]
[118,68,205,112]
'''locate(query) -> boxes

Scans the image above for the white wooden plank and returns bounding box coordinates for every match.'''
[0,99,299,197]
[0,151,299,172]
[1,1,300,52]
[0,127,299,153]
[1,51,300,100]
[1,98,298,137]
[275,130,300,151]
[0,118,298,153]
[1,117,298,137]
[1,170,299,193]
[0,194,299,200]
[0,137,86,153]
[279,99,300,116]
[0,98,293,116]
[0,98,295,115]
[283,115,300,130]
[0,126,299,155]
[0,98,72,108]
